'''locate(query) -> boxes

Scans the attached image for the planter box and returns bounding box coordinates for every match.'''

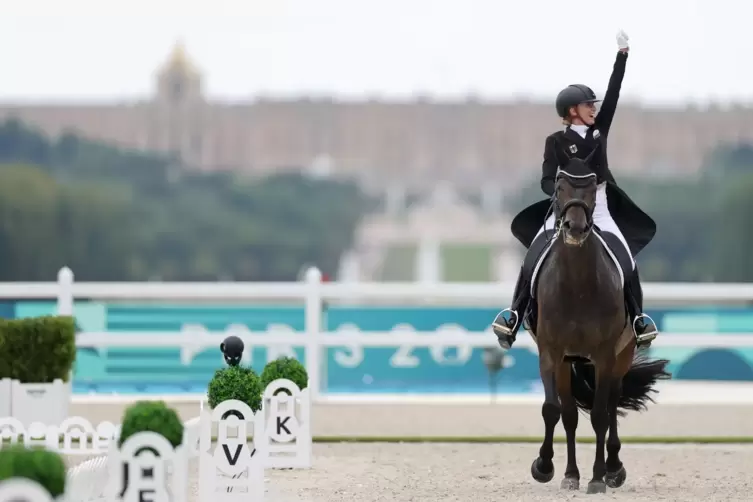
[0,378,11,418]
[11,379,71,426]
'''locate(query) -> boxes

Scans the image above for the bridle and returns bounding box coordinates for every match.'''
[552,177,596,242]
[545,140,600,243]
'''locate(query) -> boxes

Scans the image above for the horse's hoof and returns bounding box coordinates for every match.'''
[560,477,580,490]
[606,466,627,488]
[586,480,607,494]
[530,458,554,483]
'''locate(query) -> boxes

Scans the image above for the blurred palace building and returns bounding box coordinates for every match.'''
[0,42,752,194]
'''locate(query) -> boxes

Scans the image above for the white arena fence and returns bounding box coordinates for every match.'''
[4,267,753,403]
[0,402,282,502]
[0,379,311,468]
[0,379,311,502]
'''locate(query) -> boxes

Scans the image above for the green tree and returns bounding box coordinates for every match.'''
[711,173,753,281]
[0,165,65,280]
[0,119,371,281]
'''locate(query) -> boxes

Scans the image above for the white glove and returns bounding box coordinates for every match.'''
[616,30,630,50]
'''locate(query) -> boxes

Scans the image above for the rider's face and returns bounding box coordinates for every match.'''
[568,102,597,126]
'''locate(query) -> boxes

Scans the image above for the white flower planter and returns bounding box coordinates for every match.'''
[11,379,71,426]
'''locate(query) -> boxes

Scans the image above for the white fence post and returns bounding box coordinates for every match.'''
[304,267,323,403]
[57,267,74,316]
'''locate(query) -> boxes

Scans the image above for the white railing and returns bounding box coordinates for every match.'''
[5,267,753,312]
[8,266,753,403]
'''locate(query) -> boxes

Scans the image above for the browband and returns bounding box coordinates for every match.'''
[556,167,597,180]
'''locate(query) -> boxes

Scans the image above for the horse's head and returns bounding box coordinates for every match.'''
[553,143,599,247]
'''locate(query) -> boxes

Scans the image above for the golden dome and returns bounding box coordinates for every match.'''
[160,40,199,76]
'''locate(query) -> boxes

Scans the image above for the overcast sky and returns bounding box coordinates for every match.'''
[0,0,748,105]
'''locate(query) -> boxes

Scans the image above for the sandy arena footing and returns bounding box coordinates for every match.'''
[67,443,753,502]
[208,443,753,502]
[65,381,753,500]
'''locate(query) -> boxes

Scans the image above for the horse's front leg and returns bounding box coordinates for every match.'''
[586,366,612,494]
[556,361,580,490]
[605,342,634,488]
[531,356,560,484]
[605,379,627,488]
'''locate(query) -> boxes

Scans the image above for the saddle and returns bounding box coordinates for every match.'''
[521,226,634,337]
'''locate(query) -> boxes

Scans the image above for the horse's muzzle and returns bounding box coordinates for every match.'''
[563,222,589,246]
[558,199,593,246]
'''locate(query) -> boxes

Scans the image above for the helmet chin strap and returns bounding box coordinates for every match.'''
[569,114,584,126]
[572,107,589,126]
[566,105,585,126]
[570,108,588,125]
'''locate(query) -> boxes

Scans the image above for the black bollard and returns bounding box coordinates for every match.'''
[482,346,506,403]
[220,335,244,367]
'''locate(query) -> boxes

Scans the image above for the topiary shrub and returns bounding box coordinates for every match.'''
[207,365,263,418]
[118,400,184,448]
[0,316,76,383]
[116,401,184,494]
[0,445,67,497]
[260,356,308,394]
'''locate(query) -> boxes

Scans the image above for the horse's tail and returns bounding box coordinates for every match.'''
[569,353,671,416]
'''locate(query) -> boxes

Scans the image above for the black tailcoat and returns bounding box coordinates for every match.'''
[510,51,656,256]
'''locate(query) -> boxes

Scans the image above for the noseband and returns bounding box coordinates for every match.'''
[553,186,595,240]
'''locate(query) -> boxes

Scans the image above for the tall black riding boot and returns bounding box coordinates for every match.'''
[492,262,533,350]
[625,266,659,347]
[492,231,552,349]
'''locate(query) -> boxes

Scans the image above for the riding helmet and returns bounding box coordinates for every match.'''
[555,84,601,118]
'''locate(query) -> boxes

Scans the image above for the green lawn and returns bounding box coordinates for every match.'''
[377,244,417,281]
[441,244,494,282]
[376,243,494,282]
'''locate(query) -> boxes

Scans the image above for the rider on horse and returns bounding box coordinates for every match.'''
[492,30,659,351]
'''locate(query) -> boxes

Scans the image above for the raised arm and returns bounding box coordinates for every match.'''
[540,135,558,196]
[595,30,630,135]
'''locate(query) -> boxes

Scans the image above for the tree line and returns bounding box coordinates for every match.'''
[0,119,372,281]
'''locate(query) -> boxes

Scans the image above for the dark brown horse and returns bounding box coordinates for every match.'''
[528,151,671,494]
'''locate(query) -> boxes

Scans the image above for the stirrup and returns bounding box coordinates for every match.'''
[633,313,658,346]
[492,309,519,350]
[492,308,519,334]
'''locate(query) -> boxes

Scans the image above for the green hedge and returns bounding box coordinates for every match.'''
[119,400,184,448]
[0,316,76,383]
[260,356,309,392]
[0,445,67,496]
[207,365,263,416]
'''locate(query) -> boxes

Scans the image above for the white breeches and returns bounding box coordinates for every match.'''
[535,184,635,270]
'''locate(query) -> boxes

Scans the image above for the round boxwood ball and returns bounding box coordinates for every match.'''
[118,400,184,448]
[207,365,263,417]
[0,445,67,497]
[260,356,308,393]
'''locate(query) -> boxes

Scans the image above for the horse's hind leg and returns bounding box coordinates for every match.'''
[605,378,627,488]
[555,361,580,490]
[586,364,612,494]
[530,360,559,484]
